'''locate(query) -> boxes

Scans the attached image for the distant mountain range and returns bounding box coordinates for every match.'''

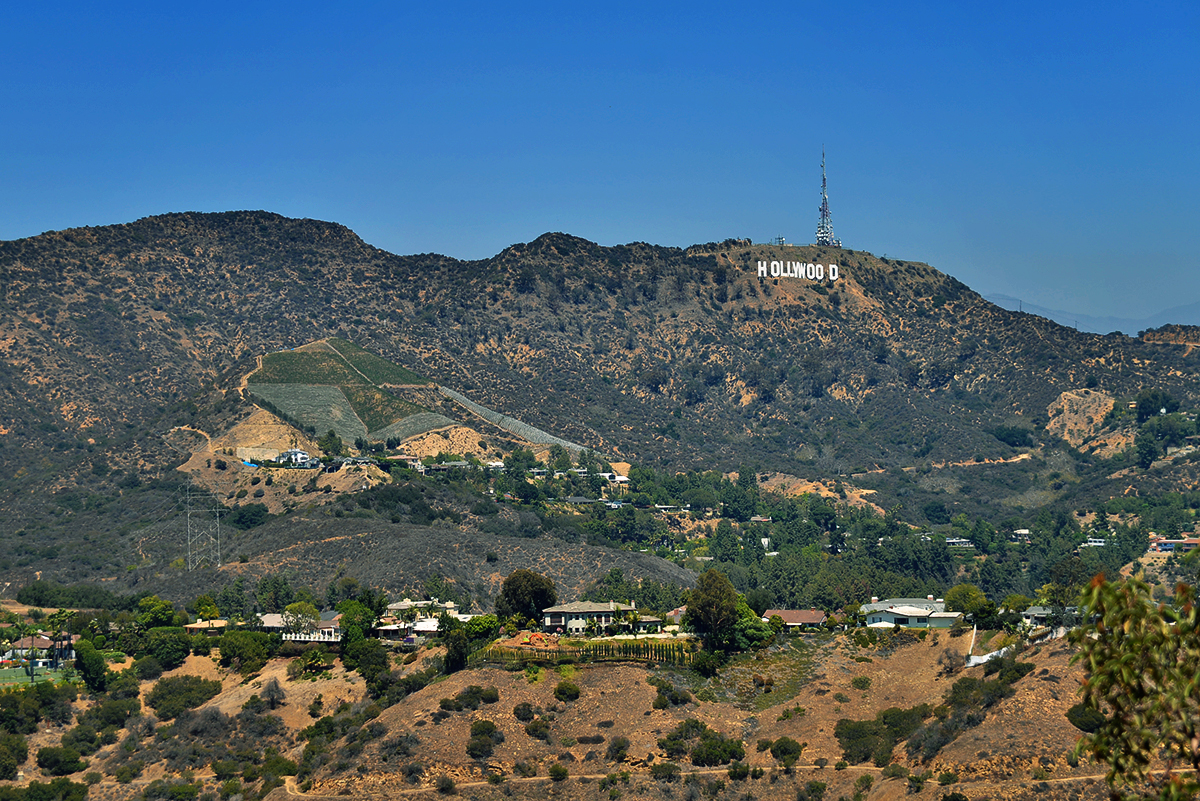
[985,293,1200,335]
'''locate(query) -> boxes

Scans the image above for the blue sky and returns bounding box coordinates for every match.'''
[2,2,1196,319]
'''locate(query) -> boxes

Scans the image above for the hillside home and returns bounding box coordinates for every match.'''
[277,449,322,469]
[542,601,661,634]
[183,619,228,636]
[1149,536,1200,553]
[861,597,961,628]
[259,611,343,642]
[2,634,79,667]
[865,606,962,629]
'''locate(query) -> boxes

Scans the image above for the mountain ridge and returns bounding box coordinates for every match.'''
[4,210,1200,592]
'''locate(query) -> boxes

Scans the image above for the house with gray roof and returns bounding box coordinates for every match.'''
[542,601,661,634]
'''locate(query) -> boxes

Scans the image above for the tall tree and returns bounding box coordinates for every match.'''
[685,569,740,651]
[495,569,557,622]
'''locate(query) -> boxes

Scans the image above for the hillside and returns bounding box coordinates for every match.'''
[4,212,1200,592]
[0,625,1113,801]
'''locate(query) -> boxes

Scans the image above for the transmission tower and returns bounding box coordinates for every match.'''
[185,485,223,570]
[815,149,841,248]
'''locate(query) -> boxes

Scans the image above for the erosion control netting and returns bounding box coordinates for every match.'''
[440,388,584,452]
[368,412,459,442]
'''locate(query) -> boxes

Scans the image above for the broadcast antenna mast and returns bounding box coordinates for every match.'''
[815,149,841,248]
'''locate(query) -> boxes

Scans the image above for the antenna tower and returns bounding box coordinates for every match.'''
[815,149,841,248]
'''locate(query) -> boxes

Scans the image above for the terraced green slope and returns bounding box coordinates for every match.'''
[247,341,446,442]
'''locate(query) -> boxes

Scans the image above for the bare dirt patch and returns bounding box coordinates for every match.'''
[1046,389,1114,448]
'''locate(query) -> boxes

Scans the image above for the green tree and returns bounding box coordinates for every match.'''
[136,595,176,630]
[547,445,573,473]
[444,629,470,674]
[495,570,557,622]
[1136,431,1161,469]
[335,600,376,645]
[73,640,108,693]
[943,584,989,617]
[503,448,539,475]
[685,569,740,651]
[1071,574,1199,800]
[709,519,740,563]
[1134,388,1179,425]
[194,595,220,621]
[282,602,319,635]
[318,429,343,456]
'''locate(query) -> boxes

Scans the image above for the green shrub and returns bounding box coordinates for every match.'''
[851,676,871,691]
[36,746,86,776]
[769,736,804,768]
[797,780,827,801]
[525,718,552,741]
[938,770,958,785]
[650,762,681,782]
[554,681,581,702]
[513,702,535,721]
[146,675,223,720]
[1066,703,1105,733]
[114,761,144,783]
[689,731,745,766]
[549,763,569,781]
[60,725,100,756]
[465,736,494,759]
[727,761,750,780]
[606,736,630,762]
[513,761,537,778]
[882,763,909,779]
[470,720,498,738]
[436,775,456,794]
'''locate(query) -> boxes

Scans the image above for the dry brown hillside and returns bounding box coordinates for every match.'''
[6,631,1116,801]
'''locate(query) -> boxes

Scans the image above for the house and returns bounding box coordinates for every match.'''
[762,609,827,630]
[385,598,461,620]
[1149,536,1200,553]
[183,619,228,636]
[2,634,79,667]
[865,606,962,629]
[277,449,322,469]
[1021,606,1053,626]
[861,597,961,628]
[861,597,945,615]
[542,601,660,634]
[259,611,343,642]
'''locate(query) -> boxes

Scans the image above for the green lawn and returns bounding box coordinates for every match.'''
[0,667,68,686]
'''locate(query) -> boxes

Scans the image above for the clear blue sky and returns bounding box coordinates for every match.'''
[2,2,1196,319]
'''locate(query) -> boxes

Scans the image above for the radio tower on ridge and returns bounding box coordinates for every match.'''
[815,149,841,248]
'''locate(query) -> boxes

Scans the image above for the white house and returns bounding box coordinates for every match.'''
[861,597,961,628]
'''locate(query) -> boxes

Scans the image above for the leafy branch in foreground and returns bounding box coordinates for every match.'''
[1071,574,1200,801]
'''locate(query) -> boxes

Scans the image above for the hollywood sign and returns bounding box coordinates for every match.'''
[756,261,840,281]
